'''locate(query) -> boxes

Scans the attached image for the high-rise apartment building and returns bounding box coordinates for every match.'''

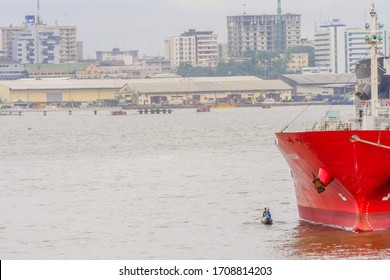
[46,25,78,63]
[1,26,25,59]
[165,29,218,68]
[12,24,61,64]
[227,14,301,57]
[314,20,346,73]
[315,19,387,73]
[1,16,78,63]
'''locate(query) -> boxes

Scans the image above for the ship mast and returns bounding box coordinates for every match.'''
[369,3,379,119]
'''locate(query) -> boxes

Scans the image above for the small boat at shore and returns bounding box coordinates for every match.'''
[111,110,127,116]
[196,107,210,112]
[261,104,271,109]
[261,98,274,109]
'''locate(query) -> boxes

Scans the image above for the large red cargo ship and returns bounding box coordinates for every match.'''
[276,4,390,232]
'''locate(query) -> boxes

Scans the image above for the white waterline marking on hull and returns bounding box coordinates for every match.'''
[382,193,390,201]
[338,193,347,201]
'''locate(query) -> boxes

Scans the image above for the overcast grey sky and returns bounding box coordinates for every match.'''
[1,0,390,58]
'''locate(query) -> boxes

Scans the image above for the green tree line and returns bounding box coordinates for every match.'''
[177,45,314,79]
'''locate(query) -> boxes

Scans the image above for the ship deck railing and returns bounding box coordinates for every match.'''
[312,120,353,131]
[312,118,390,131]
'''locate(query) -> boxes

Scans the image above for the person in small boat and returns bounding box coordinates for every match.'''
[262,208,271,219]
[265,208,271,220]
[262,208,267,217]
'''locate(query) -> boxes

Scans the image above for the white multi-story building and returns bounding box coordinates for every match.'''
[315,19,387,73]
[1,16,77,63]
[165,29,218,68]
[165,35,196,67]
[12,24,61,64]
[314,20,346,73]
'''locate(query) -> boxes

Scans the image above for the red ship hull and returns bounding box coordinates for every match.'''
[276,130,390,232]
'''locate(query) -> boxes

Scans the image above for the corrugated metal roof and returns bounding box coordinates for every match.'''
[0,76,292,92]
[281,73,356,85]
[0,78,124,90]
[24,63,93,72]
[122,79,291,93]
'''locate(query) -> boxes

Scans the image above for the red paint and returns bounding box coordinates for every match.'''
[318,167,333,186]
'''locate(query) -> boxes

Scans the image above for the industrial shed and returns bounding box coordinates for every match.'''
[0,79,128,104]
[0,76,292,105]
[117,76,293,105]
[280,74,357,101]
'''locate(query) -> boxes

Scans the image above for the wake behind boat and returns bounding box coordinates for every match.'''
[275,4,390,232]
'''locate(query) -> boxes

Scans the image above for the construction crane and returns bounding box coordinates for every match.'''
[276,0,283,52]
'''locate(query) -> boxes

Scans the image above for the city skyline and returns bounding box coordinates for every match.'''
[1,0,390,59]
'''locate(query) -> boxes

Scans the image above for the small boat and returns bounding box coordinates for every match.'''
[196,107,210,112]
[261,216,273,225]
[111,110,127,116]
[261,98,274,109]
[260,208,273,224]
[261,104,271,109]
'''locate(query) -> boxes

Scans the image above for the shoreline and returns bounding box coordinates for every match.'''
[0,102,353,113]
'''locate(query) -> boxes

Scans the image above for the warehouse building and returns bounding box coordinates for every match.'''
[117,77,292,106]
[0,79,122,104]
[0,76,292,106]
[279,73,356,101]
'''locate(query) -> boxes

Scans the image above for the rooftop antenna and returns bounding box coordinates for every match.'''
[243,3,246,15]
